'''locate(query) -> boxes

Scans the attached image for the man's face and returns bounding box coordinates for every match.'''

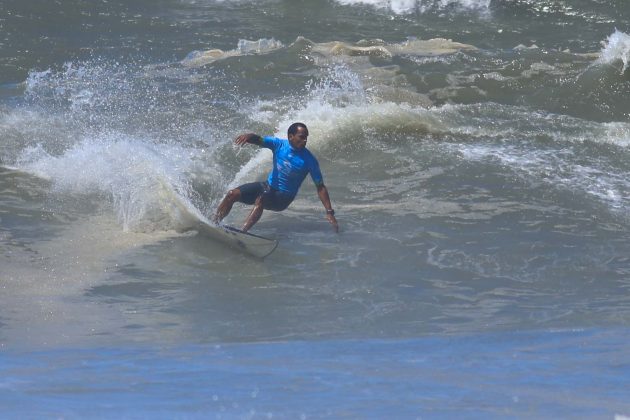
[288,126,308,150]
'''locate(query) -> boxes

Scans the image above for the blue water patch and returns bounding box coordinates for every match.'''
[2,328,629,418]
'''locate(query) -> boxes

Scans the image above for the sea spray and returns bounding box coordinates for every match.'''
[8,58,239,231]
[597,30,630,74]
[21,59,230,141]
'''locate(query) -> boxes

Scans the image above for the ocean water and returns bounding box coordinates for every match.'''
[2,0,630,417]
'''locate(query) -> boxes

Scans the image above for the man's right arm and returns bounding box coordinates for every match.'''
[234,133,263,146]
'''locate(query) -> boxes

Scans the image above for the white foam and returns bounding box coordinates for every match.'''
[458,141,630,213]
[334,0,418,14]
[597,30,630,73]
[602,122,630,148]
[333,0,491,14]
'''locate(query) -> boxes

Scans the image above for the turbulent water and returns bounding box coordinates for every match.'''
[2,0,630,417]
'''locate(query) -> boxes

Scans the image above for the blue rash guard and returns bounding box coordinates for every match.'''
[262,136,324,197]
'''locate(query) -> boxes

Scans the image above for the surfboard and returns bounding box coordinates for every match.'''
[194,221,278,258]
[158,181,278,258]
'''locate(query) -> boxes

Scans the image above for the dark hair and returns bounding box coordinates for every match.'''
[288,122,308,136]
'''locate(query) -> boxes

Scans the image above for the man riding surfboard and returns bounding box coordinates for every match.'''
[214,122,339,233]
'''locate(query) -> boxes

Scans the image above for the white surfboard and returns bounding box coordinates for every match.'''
[160,181,278,258]
[194,221,278,258]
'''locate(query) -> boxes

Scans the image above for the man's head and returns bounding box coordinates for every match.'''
[288,122,309,150]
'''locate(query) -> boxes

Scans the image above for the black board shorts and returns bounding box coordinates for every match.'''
[237,181,294,211]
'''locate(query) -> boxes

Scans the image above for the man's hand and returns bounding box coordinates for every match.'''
[235,133,261,146]
[326,213,339,233]
[317,184,338,233]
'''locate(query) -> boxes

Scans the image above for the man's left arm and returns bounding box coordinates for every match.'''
[317,184,339,233]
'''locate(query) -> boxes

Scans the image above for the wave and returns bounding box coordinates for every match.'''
[458,141,630,213]
[238,66,630,216]
[231,54,630,200]
[8,36,630,233]
[182,38,284,67]
[439,103,630,214]
[182,36,477,68]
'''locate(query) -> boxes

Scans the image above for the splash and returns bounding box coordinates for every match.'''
[17,134,205,232]
[6,58,234,232]
[597,30,630,74]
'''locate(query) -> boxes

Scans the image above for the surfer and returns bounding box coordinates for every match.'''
[214,122,339,233]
